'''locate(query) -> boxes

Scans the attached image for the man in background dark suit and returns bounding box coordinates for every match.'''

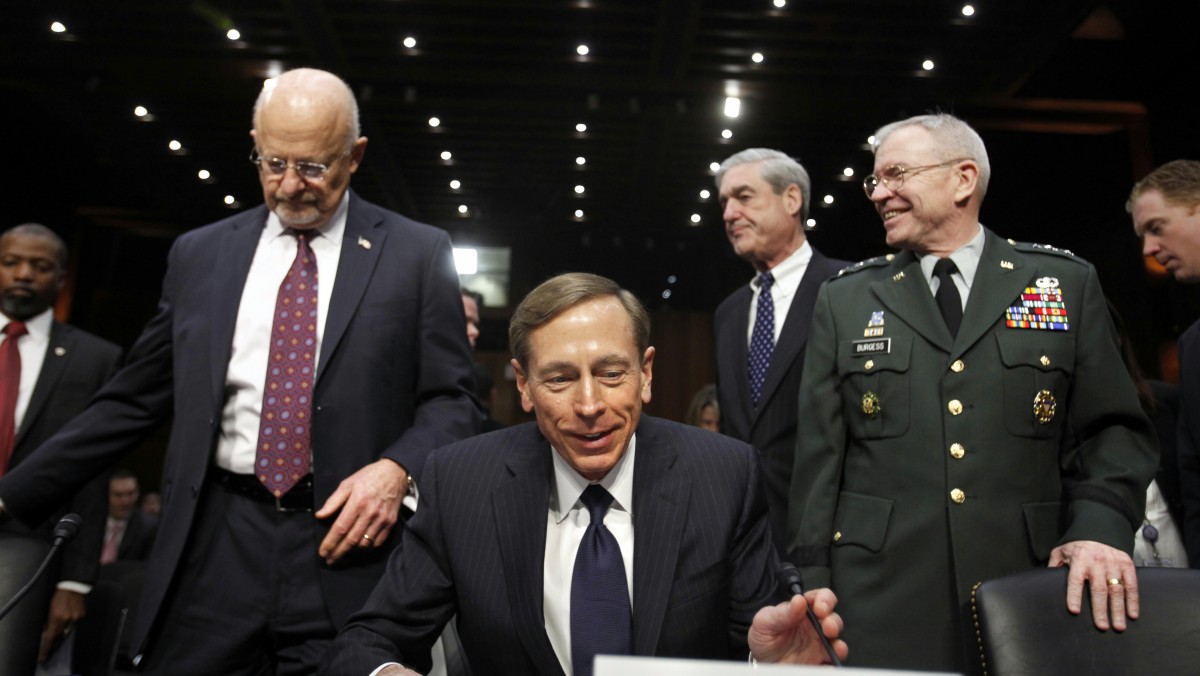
[0,68,479,675]
[324,272,846,676]
[1129,158,1200,567]
[713,149,848,549]
[0,223,121,675]
[101,468,158,564]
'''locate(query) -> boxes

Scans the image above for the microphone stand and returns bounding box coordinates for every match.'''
[0,514,82,621]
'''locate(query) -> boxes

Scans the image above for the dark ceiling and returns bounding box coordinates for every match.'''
[5,0,1199,322]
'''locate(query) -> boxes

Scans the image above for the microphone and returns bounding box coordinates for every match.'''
[0,514,83,622]
[777,561,842,666]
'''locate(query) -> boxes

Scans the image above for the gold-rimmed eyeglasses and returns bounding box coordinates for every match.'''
[249,147,347,182]
[862,158,971,198]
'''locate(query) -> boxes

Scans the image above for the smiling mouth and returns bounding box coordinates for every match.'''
[882,210,902,220]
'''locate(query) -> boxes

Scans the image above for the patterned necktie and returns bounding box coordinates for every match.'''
[255,231,318,497]
[933,258,963,338]
[570,484,632,676]
[0,321,29,475]
[101,521,121,565]
[748,271,775,406]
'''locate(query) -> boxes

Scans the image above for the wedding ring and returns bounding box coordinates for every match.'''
[1107,577,1121,586]
[361,533,373,542]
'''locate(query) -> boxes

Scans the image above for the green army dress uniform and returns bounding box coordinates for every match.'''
[787,227,1157,672]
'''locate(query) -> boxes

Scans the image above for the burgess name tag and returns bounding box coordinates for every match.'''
[852,338,891,356]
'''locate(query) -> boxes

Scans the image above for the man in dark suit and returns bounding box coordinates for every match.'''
[323,273,847,676]
[101,468,158,563]
[1129,158,1200,568]
[713,149,848,549]
[789,113,1157,672]
[0,68,479,675]
[0,223,121,675]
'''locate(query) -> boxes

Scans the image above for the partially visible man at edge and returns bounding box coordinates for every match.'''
[0,68,479,675]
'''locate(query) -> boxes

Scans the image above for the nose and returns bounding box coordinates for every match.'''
[1142,234,1160,257]
[868,182,892,203]
[12,261,35,281]
[573,376,607,418]
[722,200,740,224]
[278,166,307,195]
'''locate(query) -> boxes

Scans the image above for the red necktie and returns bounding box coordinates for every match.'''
[0,320,29,475]
[254,232,318,497]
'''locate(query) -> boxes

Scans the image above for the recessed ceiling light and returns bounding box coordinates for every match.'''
[440,151,452,160]
[458,205,469,214]
[709,162,721,172]
[198,169,211,180]
[168,140,182,151]
[403,36,417,49]
[751,52,764,64]
[575,209,585,218]
[962,5,976,17]
[226,29,241,41]
[724,97,741,118]
[224,195,236,205]
[843,167,854,177]
[576,44,589,56]
[773,0,787,7]
[50,21,67,33]
[721,129,733,139]
[661,289,672,299]
[449,179,461,190]
[428,117,441,127]
[134,106,148,118]
[574,185,586,194]
[690,214,702,223]
[576,156,586,165]
[806,218,817,227]
[699,189,711,199]
[922,59,935,71]
[576,123,587,133]
[867,135,877,145]
[823,195,835,205]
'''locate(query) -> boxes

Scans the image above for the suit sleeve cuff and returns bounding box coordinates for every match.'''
[369,663,404,676]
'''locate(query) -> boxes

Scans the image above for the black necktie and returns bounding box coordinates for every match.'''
[570,484,632,676]
[933,258,963,338]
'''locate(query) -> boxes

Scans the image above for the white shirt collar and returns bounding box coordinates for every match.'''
[550,432,636,524]
[262,190,350,248]
[751,239,812,295]
[3,306,53,339]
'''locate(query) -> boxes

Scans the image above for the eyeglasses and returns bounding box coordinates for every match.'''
[249,148,346,182]
[862,158,971,198]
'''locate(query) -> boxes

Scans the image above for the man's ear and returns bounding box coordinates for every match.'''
[512,358,534,413]
[953,161,980,205]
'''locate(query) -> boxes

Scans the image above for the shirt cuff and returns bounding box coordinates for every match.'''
[56,581,92,595]
[369,663,404,676]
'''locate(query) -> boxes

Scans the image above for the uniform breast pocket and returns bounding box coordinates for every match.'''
[836,336,912,440]
[995,332,1075,439]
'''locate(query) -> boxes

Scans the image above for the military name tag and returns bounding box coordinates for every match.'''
[852,338,891,356]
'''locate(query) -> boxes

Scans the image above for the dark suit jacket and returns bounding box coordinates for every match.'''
[789,229,1157,671]
[323,416,779,676]
[114,510,159,562]
[4,321,121,587]
[0,192,480,658]
[714,246,848,548]
[1176,322,1200,567]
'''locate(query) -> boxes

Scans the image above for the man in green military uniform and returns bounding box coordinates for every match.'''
[787,113,1157,672]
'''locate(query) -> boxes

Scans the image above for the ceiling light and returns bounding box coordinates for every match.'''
[457,205,469,214]
[428,117,441,127]
[667,275,677,284]
[440,151,452,160]
[661,289,672,299]
[575,209,584,218]
[576,44,589,56]
[922,59,935,71]
[721,129,733,139]
[403,36,417,49]
[449,179,461,190]
[843,167,854,177]
[751,52,764,64]
[724,97,741,118]
[576,122,587,132]
[709,162,721,172]
[197,169,211,180]
[774,0,787,7]
[867,135,877,145]
[224,195,236,205]
[576,156,586,165]
[690,214,702,223]
[823,195,835,205]
[962,5,976,17]
[168,140,182,151]
[50,22,66,33]
[806,218,817,227]
[134,106,148,118]
[226,29,241,41]
[699,189,710,199]
[574,185,586,194]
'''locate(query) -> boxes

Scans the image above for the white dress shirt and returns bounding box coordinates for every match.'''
[746,240,812,345]
[214,195,348,474]
[3,307,54,431]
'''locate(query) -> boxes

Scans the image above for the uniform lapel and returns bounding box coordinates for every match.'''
[317,192,386,383]
[492,435,563,674]
[630,419,689,655]
[953,229,1029,358]
[870,251,953,353]
[209,208,265,411]
[14,322,73,448]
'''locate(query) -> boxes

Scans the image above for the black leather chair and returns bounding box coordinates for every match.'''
[973,567,1200,675]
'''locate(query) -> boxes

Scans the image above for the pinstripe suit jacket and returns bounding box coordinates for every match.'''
[715,247,848,549]
[323,416,779,675]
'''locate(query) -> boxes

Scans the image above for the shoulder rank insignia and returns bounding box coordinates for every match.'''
[1006,281,1069,331]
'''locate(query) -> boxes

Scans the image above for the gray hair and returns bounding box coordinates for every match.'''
[716,149,813,223]
[872,113,991,196]
[252,68,361,152]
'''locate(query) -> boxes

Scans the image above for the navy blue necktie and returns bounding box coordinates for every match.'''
[748,271,775,406]
[570,484,632,676]
[933,258,962,338]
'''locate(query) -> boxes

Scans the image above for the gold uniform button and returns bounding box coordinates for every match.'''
[833,532,842,542]
[950,488,966,504]
[864,359,875,370]
[948,399,963,415]
[950,359,965,373]
[1040,355,1050,367]
[950,443,965,459]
